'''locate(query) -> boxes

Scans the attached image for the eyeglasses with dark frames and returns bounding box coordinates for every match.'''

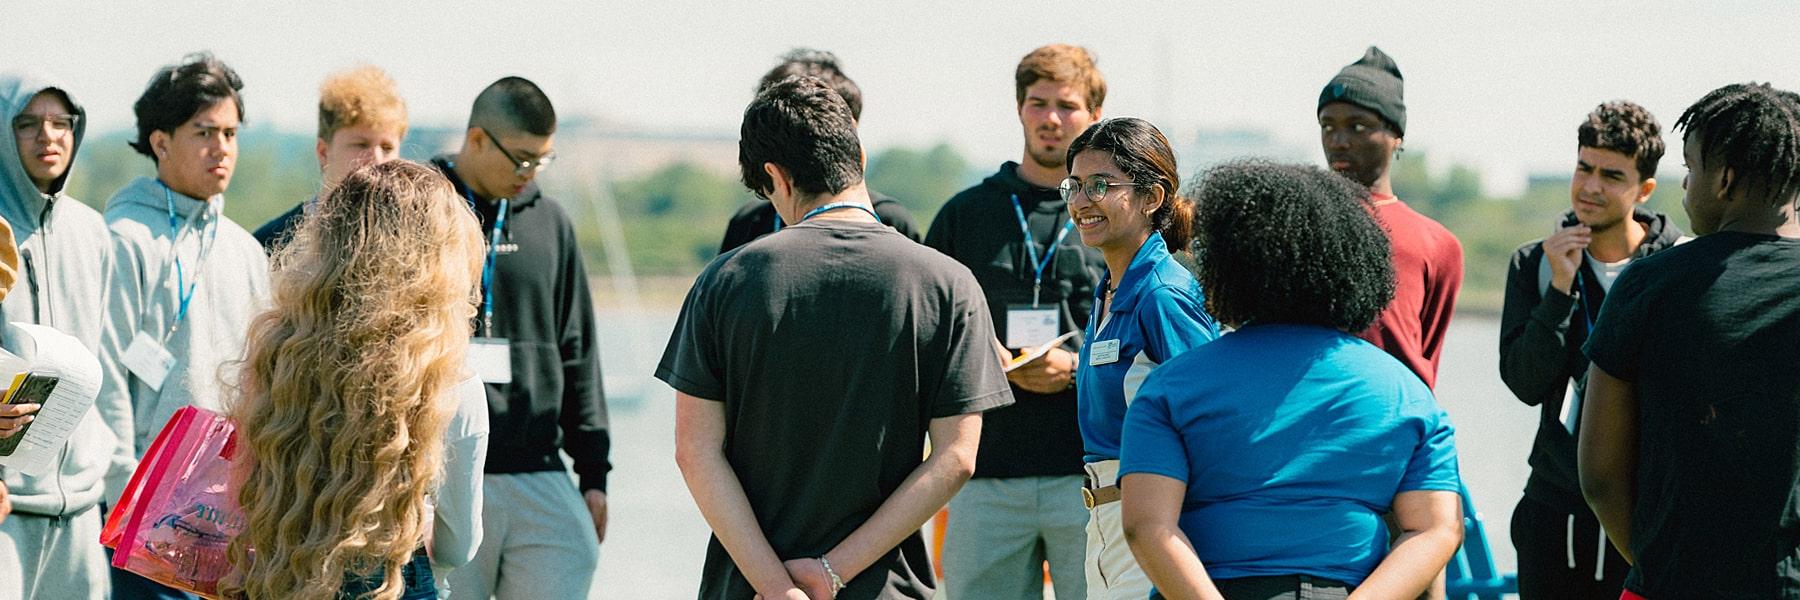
[480,127,556,176]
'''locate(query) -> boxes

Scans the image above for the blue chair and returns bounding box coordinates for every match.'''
[1445,483,1519,600]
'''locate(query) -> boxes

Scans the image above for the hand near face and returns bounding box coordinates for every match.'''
[1543,224,1591,294]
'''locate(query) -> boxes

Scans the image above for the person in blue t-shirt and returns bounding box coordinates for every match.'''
[1119,160,1464,600]
[1061,117,1219,599]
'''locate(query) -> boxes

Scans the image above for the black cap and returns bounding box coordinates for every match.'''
[1319,46,1405,137]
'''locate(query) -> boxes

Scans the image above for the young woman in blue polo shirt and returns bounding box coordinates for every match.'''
[1118,161,1463,600]
[1062,117,1220,599]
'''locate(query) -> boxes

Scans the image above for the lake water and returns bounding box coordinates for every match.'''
[588,311,1535,599]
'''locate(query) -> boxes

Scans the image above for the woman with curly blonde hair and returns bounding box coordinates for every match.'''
[225,159,490,600]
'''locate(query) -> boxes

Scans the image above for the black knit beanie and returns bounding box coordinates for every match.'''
[1318,46,1405,137]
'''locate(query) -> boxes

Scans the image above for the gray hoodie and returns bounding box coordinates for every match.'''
[0,74,118,517]
[97,175,270,501]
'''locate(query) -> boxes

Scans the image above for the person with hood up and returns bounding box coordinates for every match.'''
[0,73,110,600]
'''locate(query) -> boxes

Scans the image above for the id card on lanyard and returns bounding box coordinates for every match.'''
[468,193,513,384]
[122,184,218,391]
[1004,194,1074,349]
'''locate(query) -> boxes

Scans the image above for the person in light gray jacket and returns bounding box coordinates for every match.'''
[95,53,270,599]
[0,72,113,600]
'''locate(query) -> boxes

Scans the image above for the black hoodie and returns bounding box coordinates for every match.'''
[925,162,1103,478]
[1499,207,1683,511]
[432,156,611,493]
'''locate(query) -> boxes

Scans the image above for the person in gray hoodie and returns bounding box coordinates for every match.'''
[95,53,269,600]
[0,73,114,600]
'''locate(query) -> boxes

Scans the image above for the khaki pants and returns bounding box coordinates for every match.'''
[447,471,600,599]
[1084,460,1152,599]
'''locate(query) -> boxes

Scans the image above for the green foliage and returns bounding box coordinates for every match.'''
[590,161,746,275]
[867,142,977,221]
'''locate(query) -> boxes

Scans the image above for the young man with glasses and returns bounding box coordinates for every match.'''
[0,73,108,600]
[253,65,408,252]
[924,44,1106,600]
[96,52,272,600]
[717,48,921,254]
[435,76,611,600]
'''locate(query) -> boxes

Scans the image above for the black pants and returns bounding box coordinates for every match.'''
[1511,495,1629,599]
[1152,575,1352,600]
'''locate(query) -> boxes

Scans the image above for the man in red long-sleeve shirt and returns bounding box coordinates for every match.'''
[1316,46,1464,389]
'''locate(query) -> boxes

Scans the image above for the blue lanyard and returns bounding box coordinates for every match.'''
[160,182,216,342]
[1011,194,1075,306]
[773,202,879,231]
[469,192,509,337]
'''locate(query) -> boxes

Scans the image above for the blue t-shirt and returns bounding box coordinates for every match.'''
[1119,324,1460,586]
[1077,233,1219,462]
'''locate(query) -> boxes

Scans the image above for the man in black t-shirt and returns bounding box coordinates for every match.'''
[659,76,1011,600]
[717,48,921,254]
[924,44,1105,600]
[1580,82,1800,598]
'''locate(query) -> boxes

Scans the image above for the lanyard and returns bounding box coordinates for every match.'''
[158,182,218,342]
[773,202,880,232]
[1011,194,1075,306]
[1574,264,1600,336]
[468,191,510,338]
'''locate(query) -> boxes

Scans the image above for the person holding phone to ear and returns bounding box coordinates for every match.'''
[1498,101,1686,599]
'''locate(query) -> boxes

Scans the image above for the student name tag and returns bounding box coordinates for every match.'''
[122,331,176,392]
[1088,339,1121,366]
[1005,305,1060,349]
[467,337,512,384]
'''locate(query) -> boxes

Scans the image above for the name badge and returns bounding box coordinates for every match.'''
[122,331,176,392]
[1005,305,1060,349]
[1089,339,1121,366]
[467,337,513,384]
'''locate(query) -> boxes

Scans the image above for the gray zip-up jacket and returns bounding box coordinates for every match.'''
[97,176,269,501]
[0,74,118,517]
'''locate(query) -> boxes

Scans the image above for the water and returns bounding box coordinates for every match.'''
[589,312,1535,599]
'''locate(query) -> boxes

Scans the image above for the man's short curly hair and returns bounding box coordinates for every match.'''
[1191,160,1395,331]
[1578,100,1664,179]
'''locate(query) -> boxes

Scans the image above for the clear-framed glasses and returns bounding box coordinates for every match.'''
[480,127,556,176]
[1058,176,1141,202]
[11,114,79,139]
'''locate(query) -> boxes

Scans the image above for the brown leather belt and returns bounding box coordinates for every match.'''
[1082,484,1121,509]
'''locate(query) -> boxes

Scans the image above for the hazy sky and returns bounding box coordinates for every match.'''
[6,1,1795,194]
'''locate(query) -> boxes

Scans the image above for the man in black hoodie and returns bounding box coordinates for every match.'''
[435,77,610,599]
[925,44,1105,599]
[1498,100,1683,599]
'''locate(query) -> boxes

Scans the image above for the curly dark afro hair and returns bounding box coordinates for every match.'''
[1190,160,1395,331]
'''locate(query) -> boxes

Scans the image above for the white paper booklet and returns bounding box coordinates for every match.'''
[0,322,103,476]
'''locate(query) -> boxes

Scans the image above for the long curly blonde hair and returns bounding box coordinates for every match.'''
[226,160,484,600]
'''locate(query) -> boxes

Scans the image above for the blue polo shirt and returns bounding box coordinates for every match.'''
[1076,233,1219,462]
[1119,324,1460,587]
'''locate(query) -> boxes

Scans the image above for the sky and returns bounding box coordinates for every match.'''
[5,1,1795,194]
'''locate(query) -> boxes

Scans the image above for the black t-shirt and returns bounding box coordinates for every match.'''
[656,218,1013,600]
[924,162,1103,478]
[1584,231,1800,598]
[718,191,922,255]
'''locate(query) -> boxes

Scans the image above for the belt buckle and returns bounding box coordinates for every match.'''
[1081,487,1097,509]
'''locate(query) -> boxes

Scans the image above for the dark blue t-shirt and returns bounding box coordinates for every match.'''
[1119,324,1460,586]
